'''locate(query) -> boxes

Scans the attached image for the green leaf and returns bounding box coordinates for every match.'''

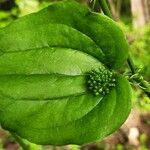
[0,0,131,146]
[0,0,129,69]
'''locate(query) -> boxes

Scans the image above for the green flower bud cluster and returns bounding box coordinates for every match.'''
[87,67,116,96]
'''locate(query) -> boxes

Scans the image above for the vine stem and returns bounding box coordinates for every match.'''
[98,0,112,18]
[97,0,150,98]
[127,55,136,74]
[11,132,30,150]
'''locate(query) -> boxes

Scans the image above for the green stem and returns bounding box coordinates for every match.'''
[139,80,150,97]
[92,0,97,10]
[127,57,150,97]
[97,0,150,98]
[98,0,112,18]
[127,56,136,74]
[11,132,30,150]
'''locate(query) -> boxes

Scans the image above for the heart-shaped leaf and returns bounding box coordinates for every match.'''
[0,0,131,146]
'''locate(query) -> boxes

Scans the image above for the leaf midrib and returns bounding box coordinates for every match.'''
[0,46,101,65]
[0,89,87,101]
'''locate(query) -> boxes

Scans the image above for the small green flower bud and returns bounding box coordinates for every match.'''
[87,67,116,96]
